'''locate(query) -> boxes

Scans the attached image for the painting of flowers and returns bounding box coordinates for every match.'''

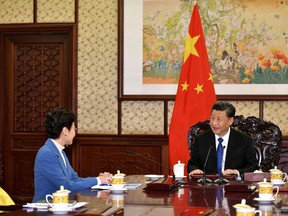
[142,0,288,85]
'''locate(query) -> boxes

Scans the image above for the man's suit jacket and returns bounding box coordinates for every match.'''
[33,138,97,202]
[187,128,258,174]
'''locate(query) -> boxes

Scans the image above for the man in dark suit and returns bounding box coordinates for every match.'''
[187,102,258,178]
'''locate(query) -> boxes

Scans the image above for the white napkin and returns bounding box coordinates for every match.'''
[254,170,264,173]
[23,203,47,209]
[23,202,89,209]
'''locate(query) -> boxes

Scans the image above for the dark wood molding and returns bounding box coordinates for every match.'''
[75,0,79,24]
[118,94,288,101]
[217,95,288,101]
[117,0,124,100]
[0,23,76,31]
[164,101,168,136]
[259,101,264,119]
[33,0,37,23]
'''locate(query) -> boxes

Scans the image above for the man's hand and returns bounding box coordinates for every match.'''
[223,169,239,175]
[188,169,203,178]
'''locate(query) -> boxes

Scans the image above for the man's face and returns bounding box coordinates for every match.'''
[209,110,234,137]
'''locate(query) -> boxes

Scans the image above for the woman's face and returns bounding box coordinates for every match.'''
[64,122,77,145]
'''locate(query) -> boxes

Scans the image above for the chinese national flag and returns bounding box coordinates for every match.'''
[169,2,217,172]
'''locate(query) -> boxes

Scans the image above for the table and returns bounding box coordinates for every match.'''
[1,175,288,215]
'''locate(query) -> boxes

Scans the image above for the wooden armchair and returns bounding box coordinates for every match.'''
[187,115,282,172]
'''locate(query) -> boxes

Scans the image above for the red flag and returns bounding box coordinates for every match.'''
[169,2,217,172]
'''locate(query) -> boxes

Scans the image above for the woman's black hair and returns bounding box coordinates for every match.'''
[44,107,76,139]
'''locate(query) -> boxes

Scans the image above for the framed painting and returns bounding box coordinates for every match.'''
[118,0,288,100]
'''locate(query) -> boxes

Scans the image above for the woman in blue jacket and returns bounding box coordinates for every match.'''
[33,107,112,202]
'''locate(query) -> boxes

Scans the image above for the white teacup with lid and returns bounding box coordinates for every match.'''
[46,185,71,211]
[173,160,185,177]
[107,170,126,190]
[233,199,262,216]
[257,178,279,200]
[270,166,287,185]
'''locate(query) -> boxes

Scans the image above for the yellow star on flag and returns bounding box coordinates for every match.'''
[194,83,203,94]
[183,34,200,62]
[181,81,189,91]
[208,73,213,81]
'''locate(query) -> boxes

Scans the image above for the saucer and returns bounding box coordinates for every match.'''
[91,184,111,190]
[272,181,286,186]
[48,207,72,214]
[145,174,164,181]
[109,188,127,194]
[253,197,275,203]
[175,176,187,180]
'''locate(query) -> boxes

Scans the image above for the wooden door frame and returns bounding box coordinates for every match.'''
[0,24,77,199]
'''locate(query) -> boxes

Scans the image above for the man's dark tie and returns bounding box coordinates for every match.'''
[217,138,224,174]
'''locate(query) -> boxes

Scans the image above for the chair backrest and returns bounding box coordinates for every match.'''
[187,115,282,172]
[0,187,15,206]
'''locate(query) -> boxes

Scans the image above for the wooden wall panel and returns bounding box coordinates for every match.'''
[74,135,170,177]
[278,140,288,173]
[10,135,47,202]
[79,145,162,176]
[11,151,35,201]
[5,134,288,204]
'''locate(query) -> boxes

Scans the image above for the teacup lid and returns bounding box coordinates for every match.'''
[55,185,71,194]
[257,178,272,185]
[233,199,252,209]
[114,170,126,177]
[174,160,185,167]
[270,166,281,172]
